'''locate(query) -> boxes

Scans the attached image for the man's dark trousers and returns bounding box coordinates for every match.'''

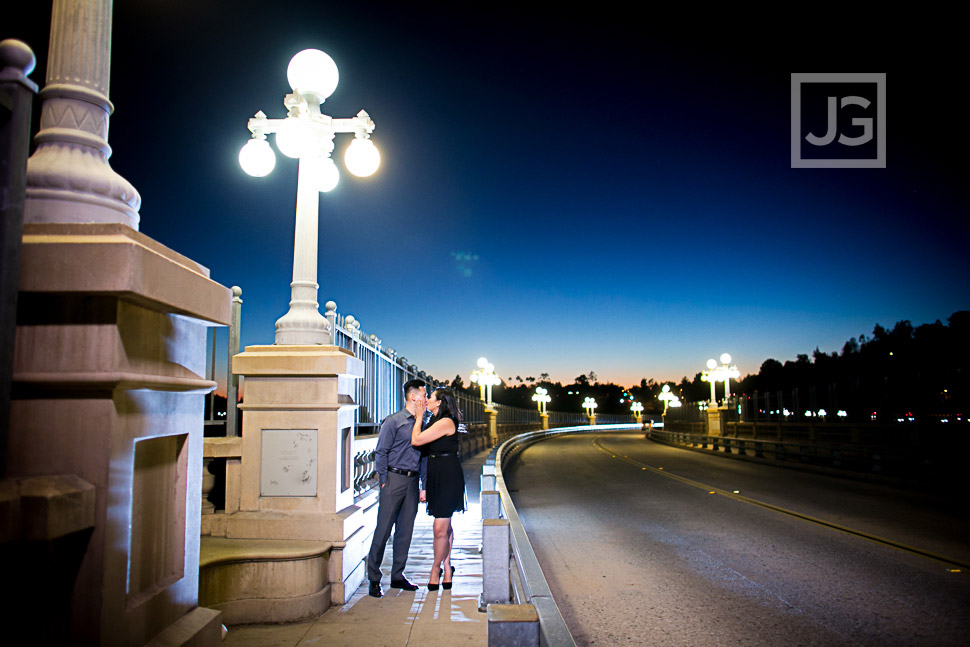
[367,470,419,582]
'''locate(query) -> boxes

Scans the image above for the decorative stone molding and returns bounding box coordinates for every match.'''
[24,0,141,228]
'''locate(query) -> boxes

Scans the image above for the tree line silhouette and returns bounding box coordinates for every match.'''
[456,311,969,423]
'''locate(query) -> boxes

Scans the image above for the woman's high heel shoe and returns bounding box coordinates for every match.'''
[427,582,439,591]
[441,565,455,589]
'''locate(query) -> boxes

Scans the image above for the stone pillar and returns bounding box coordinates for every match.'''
[539,412,548,430]
[587,414,596,426]
[228,345,365,607]
[9,224,229,646]
[481,518,510,609]
[7,1,227,644]
[706,407,723,436]
[488,604,539,647]
[225,287,242,437]
[24,0,140,228]
[486,406,498,445]
[0,39,38,475]
[481,490,501,520]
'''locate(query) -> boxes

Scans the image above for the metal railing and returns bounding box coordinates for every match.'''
[648,422,941,482]
[204,297,646,506]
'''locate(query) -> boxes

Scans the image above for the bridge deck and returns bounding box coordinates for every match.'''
[222,450,489,647]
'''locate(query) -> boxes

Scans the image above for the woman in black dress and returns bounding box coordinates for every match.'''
[411,387,466,591]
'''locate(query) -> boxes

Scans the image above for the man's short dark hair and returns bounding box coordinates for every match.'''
[403,379,427,400]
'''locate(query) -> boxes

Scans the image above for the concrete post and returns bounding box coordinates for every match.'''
[707,407,722,436]
[481,518,511,608]
[0,39,38,478]
[481,490,501,519]
[488,603,539,647]
[226,286,242,437]
[227,344,367,615]
[587,414,596,426]
[539,412,548,430]
[486,406,498,445]
[324,300,338,344]
[481,472,496,493]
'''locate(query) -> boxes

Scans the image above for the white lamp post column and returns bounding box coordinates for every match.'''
[25,0,140,227]
[630,401,644,426]
[278,155,327,344]
[700,353,739,435]
[470,357,498,408]
[583,397,597,425]
[239,49,380,345]
[658,385,681,416]
[702,359,718,405]
[533,387,550,430]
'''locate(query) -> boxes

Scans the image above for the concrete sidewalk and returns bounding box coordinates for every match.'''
[221,449,490,647]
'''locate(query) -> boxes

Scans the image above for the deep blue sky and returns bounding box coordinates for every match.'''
[14,4,968,389]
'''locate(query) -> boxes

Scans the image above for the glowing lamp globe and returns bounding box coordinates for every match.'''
[275,118,309,159]
[317,157,340,192]
[720,353,732,365]
[239,139,276,177]
[345,137,381,177]
[287,49,339,100]
[707,358,717,370]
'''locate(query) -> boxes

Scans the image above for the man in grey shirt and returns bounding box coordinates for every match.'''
[367,378,428,597]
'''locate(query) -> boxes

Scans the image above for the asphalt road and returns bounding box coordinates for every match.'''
[503,431,970,647]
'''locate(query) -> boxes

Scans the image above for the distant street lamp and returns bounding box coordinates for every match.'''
[470,357,499,406]
[700,353,740,406]
[239,49,380,344]
[583,397,598,417]
[658,385,681,415]
[630,401,644,423]
[701,359,718,405]
[532,387,550,415]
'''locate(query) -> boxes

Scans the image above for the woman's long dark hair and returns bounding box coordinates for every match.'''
[431,387,463,424]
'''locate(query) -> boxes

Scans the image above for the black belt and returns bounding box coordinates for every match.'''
[428,452,458,458]
[387,466,419,477]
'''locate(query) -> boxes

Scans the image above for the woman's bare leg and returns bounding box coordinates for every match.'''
[431,518,450,585]
[445,525,454,568]
[442,519,454,582]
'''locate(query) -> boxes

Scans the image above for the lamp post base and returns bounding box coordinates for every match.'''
[274,307,331,345]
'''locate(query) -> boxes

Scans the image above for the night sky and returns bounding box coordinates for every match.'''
[12,4,968,390]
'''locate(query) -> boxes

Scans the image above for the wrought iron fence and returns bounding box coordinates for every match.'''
[211,299,641,439]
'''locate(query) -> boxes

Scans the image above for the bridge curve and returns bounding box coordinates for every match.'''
[503,430,970,646]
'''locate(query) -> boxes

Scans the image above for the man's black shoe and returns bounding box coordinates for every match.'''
[368,581,383,598]
[390,577,418,591]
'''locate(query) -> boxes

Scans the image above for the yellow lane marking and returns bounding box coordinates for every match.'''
[593,438,969,572]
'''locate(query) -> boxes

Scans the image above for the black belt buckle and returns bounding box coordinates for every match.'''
[388,466,418,477]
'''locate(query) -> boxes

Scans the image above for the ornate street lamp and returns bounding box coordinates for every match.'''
[532,387,550,414]
[630,401,644,423]
[583,397,598,417]
[239,49,381,345]
[470,357,499,406]
[658,385,681,415]
[700,353,740,406]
